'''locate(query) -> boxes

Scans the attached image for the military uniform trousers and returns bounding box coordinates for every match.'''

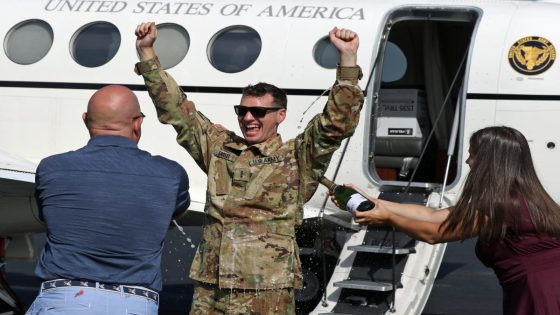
[189,281,294,315]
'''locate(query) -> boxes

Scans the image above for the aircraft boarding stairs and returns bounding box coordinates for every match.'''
[316,186,430,315]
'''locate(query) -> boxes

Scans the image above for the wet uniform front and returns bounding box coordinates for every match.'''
[136,57,364,313]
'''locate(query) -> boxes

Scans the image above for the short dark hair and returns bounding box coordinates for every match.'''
[242,82,287,109]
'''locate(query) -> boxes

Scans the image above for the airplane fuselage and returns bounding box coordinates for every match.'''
[1,1,559,314]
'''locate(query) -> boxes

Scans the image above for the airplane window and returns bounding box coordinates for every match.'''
[313,36,339,69]
[4,19,53,65]
[71,22,120,68]
[155,23,190,69]
[381,41,407,82]
[208,26,261,73]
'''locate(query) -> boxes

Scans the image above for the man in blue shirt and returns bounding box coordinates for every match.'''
[26,85,190,315]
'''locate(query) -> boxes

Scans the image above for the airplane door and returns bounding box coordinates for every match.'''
[367,8,479,190]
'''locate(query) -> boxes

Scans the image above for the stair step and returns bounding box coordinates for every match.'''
[334,279,393,291]
[348,245,415,255]
[323,213,361,231]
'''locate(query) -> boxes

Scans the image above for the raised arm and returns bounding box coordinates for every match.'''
[134,22,215,173]
[135,22,157,61]
[298,28,364,201]
[329,27,359,67]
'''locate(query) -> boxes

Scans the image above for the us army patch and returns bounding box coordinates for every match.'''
[213,149,237,162]
[249,156,283,166]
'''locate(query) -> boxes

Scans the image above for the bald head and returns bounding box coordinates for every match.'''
[83,85,143,142]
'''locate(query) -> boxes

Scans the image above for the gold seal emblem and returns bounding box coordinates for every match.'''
[508,36,556,75]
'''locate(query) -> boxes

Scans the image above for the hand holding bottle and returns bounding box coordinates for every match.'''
[320,177,375,212]
[354,199,391,225]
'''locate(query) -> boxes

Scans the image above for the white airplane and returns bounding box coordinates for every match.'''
[1,0,559,314]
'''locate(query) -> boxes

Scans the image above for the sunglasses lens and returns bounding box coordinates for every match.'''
[234,106,247,116]
[250,108,267,118]
[235,106,280,118]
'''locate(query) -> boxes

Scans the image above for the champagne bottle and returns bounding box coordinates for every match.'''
[319,176,375,211]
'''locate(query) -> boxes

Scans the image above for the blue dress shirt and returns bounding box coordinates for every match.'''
[34,135,190,291]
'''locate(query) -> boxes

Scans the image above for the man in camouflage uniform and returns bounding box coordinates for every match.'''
[134,22,364,314]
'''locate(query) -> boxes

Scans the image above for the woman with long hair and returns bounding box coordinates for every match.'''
[337,126,560,315]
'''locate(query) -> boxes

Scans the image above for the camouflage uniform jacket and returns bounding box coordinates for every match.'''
[136,57,364,290]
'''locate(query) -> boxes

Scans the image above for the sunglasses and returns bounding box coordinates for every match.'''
[234,105,283,118]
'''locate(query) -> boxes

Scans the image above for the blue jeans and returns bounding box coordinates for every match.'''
[26,285,158,315]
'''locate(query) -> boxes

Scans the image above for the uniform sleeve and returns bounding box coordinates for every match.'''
[135,57,215,173]
[296,66,365,202]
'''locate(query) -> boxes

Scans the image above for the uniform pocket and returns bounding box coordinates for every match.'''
[212,159,229,195]
[223,231,297,288]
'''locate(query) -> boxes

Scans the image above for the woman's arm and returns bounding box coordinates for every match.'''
[342,183,450,223]
[354,205,463,244]
[333,183,473,243]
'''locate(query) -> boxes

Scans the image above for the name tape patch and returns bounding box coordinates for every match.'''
[212,149,237,162]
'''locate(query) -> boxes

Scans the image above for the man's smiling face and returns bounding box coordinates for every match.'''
[237,93,286,145]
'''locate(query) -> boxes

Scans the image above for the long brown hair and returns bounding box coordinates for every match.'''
[443,126,560,243]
